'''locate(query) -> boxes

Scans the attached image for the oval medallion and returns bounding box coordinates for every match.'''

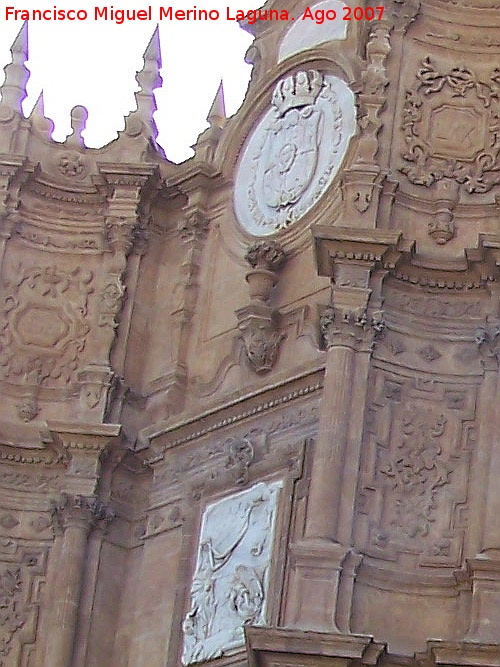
[234,70,356,236]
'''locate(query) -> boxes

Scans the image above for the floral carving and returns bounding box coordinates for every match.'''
[401,58,500,192]
[379,410,450,539]
[475,321,500,363]
[16,397,39,422]
[58,151,87,179]
[240,324,284,374]
[358,374,474,567]
[320,306,384,350]
[0,266,93,386]
[0,568,28,664]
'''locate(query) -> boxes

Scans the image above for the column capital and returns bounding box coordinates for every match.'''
[51,493,115,534]
[320,305,384,352]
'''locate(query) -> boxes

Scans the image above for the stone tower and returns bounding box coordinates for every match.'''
[1,2,500,667]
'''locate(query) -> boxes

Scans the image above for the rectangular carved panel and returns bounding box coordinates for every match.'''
[356,368,477,568]
[182,480,282,665]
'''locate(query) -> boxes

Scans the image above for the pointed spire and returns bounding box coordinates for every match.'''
[0,22,30,112]
[134,25,162,140]
[144,25,162,69]
[193,81,227,163]
[29,91,54,139]
[30,91,45,118]
[207,80,226,130]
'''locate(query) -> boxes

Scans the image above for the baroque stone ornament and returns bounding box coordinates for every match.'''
[0,265,93,386]
[182,481,282,665]
[234,70,356,235]
[320,305,385,351]
[0,568,28,664]
[357,374,475,567]
[401,58,500,192]
[240,323,285,374]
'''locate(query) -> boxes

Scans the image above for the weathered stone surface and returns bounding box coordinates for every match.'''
[1,2,500,666]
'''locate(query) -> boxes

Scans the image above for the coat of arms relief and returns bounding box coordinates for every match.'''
[234,70,356,236]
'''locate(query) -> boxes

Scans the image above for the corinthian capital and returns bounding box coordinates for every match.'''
[52,494,115,534]
[320,306,385,351]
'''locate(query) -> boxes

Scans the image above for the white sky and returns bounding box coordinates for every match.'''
[0,0,261,162]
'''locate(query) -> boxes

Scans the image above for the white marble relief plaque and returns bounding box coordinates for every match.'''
[234,70,356,236]
[181,480,282,664]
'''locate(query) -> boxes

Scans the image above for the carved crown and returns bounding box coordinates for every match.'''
[272,70,324,117]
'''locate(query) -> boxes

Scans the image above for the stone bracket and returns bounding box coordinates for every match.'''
[246,627,386,667]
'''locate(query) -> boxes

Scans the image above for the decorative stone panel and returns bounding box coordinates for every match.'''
[0,265,93,387]
[356,368,477,568]
[401,58,500,193]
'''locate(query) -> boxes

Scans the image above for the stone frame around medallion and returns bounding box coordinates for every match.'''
[233,68,357,239]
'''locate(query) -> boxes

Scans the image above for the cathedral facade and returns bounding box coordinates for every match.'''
[1,2,500,666]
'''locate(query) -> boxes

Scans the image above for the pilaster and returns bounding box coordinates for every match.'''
[43,494,113,667]
[284,227,401,632]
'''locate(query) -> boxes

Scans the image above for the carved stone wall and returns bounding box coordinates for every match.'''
[2,1,500,667]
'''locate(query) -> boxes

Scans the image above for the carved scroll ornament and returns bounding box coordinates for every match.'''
[0,568,27,664]
[401,57,500,193]
[0,265,93,386]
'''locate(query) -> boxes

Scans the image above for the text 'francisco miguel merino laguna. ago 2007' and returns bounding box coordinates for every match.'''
[5,5,386,23]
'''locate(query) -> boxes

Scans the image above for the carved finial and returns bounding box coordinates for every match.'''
[65,105,88,147]
[144,25,162,67]
[207,80,226,130]
[29,91,54,138]
[193,80,226,161]
[134,25,162,139]
[0,22,29,112]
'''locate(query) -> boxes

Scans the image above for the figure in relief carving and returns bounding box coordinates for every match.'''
[182,481,281,665]
[229,565,264,623]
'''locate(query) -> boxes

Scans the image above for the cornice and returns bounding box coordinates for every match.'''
[314,228,500,290]
[313,226,404,276]
[138,368,323,464]
[246,627,386,667]
[0,420,67,466]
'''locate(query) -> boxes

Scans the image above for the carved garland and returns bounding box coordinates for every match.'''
[401,57,500,192]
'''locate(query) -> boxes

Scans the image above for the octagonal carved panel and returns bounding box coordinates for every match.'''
[0,265,94,387]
